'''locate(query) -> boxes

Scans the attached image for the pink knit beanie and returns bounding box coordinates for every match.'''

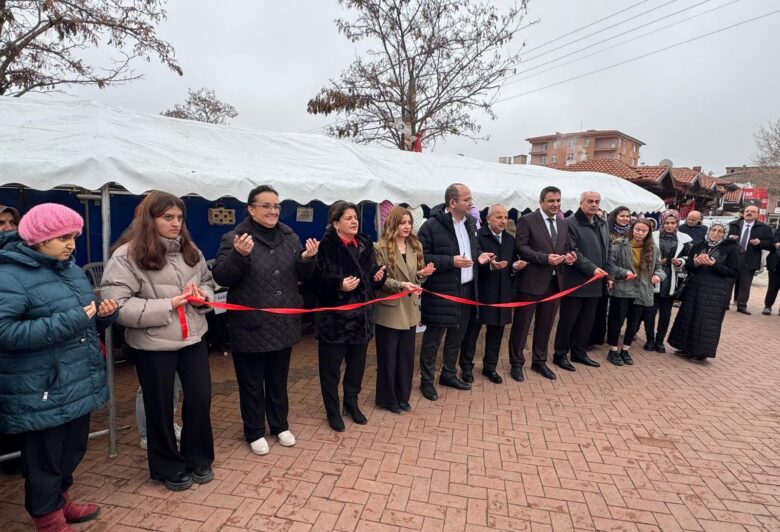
[18,203,84,246]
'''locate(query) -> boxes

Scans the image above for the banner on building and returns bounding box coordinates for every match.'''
[742,188,769,222]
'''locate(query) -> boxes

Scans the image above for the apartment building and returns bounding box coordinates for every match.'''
[526,130,644,167]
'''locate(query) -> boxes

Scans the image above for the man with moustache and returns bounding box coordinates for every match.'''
[507,186,576,381]
[552,192,608,371]
[459,204,527,384]
[417,183,494,400]
[727,205,774,314]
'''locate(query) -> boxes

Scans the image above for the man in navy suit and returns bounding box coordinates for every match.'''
[507,187,576,381]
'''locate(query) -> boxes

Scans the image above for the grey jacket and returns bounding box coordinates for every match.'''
[102,239,215,351]
[607,238,665,306]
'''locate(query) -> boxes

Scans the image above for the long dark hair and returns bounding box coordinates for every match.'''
[111,191,201,270]
[607,206,631,239]
[630,219,655,276]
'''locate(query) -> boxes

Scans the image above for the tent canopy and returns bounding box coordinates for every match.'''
[0,97,664,213]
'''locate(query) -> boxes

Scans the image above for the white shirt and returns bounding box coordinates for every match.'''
[538,209,557,239]
[740,222,754,250]
[450,211,474,285]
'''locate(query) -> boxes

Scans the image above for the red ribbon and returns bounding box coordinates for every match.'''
[177,305,189,340]
[185,272,607,315]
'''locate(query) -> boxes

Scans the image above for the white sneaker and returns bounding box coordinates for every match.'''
[277,430,296,447]
[140,437,147,450]
[250,437,270,455]
[174,423,182,442]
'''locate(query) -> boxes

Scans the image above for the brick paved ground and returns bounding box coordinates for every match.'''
[1,288,779,531]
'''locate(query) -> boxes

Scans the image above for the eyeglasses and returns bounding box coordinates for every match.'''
[251,203,282,211]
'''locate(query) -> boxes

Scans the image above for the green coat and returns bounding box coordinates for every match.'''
[0,231,114,434]
[607,237,666,307]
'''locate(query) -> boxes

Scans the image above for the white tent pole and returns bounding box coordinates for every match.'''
[101,183,118,458]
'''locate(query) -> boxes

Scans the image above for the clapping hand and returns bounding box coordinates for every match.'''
[83,301,97,318]
[373,265,387,282]
[341,276,360,292]
[418,262,436,277]
[624,271,637,281]
[97,299,118,317]
[185,282,207,307]
[651,275,661,286]
[233,233,254,257]
[302,238,319,259]
[512,259,528,271]
[750,238,760,246]
[477,252,495,265]
[564,251,577,265]
[547,254,565,266]
[453,255,473,268]
[490,259,509,270]
[400,281,423,295]
[671,258,683,267]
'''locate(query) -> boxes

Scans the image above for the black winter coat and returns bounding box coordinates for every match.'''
[727,220,774,270]
[668,239,738,358]
[476,225,516,326]
[212,219,315,353]
[418,204,479,327]
[766,227,780,272]
[562,209,610,298]
[309,230,385,344]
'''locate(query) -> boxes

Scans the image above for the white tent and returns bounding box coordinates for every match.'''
[0,97,664,213]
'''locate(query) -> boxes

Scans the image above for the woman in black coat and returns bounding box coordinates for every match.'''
[310,201,386,432]
[212,185,318,456]
[668,224,737,361]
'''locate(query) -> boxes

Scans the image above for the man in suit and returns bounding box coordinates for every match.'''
[507,186,576,381]
[762,226,780,315]
[552,192,608,371]
[459,204,527,384]
[677,210,707,244]
[418,183,494,400]
[727,205,774,314]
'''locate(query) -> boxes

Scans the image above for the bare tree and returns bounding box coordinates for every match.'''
[753,118,780,166]
[307,0,530,150]
[0,0,182,97]
[162,87,238,125]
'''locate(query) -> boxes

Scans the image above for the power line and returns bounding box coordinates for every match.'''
[494,8,780,105]
[518,0,680,64]
[503,0,737,88]
[521,0,653,54]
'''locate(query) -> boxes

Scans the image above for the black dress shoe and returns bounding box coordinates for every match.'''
[328,415,345,432]
[439,374,471,390]
[531,363,557,380]
[737,308,752,315]
[162,471,193,492]
[607,350,624,366]
[481,369,503,384]
[461,371,474,384]
[620,349,634,365]
[552,354,576,372]
[378,404,401,414]
[191,465,214,484]
[399,402,411,412]
[643,340,655,351]
[420,383,438,401]
[344,403,368,424]
[674,350,691,358]
[654,343,666,353]
[510,368,525,382]
[571,354,600,367]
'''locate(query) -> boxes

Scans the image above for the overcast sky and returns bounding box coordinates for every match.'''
[66,0,780,176]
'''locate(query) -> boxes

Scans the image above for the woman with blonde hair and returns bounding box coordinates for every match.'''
[374,206,435,413]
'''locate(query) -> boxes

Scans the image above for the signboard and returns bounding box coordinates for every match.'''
[742,188,769,222]
[296,207,314,222]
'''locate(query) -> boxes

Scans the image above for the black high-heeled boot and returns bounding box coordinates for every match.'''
[343,403,368,424]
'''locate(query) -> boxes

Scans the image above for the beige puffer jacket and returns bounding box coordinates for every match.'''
[101,238,215,351]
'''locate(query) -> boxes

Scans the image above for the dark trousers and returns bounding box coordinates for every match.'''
[460,321,506,373]
[735,252,755,309]
[0,433,22,474]
[507,279,560,369]
[318,342,367,421]
[419,283,474,383]
[20,414,90,517]
[375,325,415,408]
[589,295,608,346]
[554,296,599,358]
[232,348,292,442]
[764,267,780,308]
[135,340,214,479]
[607,297,645,347]
[643,295,675,345]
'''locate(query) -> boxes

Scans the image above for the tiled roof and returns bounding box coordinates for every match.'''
[723,189,742,203]
[557,159,670,183]
[699,176,718,189]
[671,167,700,184]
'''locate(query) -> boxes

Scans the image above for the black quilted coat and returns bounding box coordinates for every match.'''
[309,230,386,345]
[212,218,315,353]
[418,204,479,327]
[667,239,737,359]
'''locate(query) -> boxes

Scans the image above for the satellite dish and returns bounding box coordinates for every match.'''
[659,159,674,168]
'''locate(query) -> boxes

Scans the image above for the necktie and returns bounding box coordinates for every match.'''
[495,233,502,245]
[548,218,558,244]
[739,225,750,253]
